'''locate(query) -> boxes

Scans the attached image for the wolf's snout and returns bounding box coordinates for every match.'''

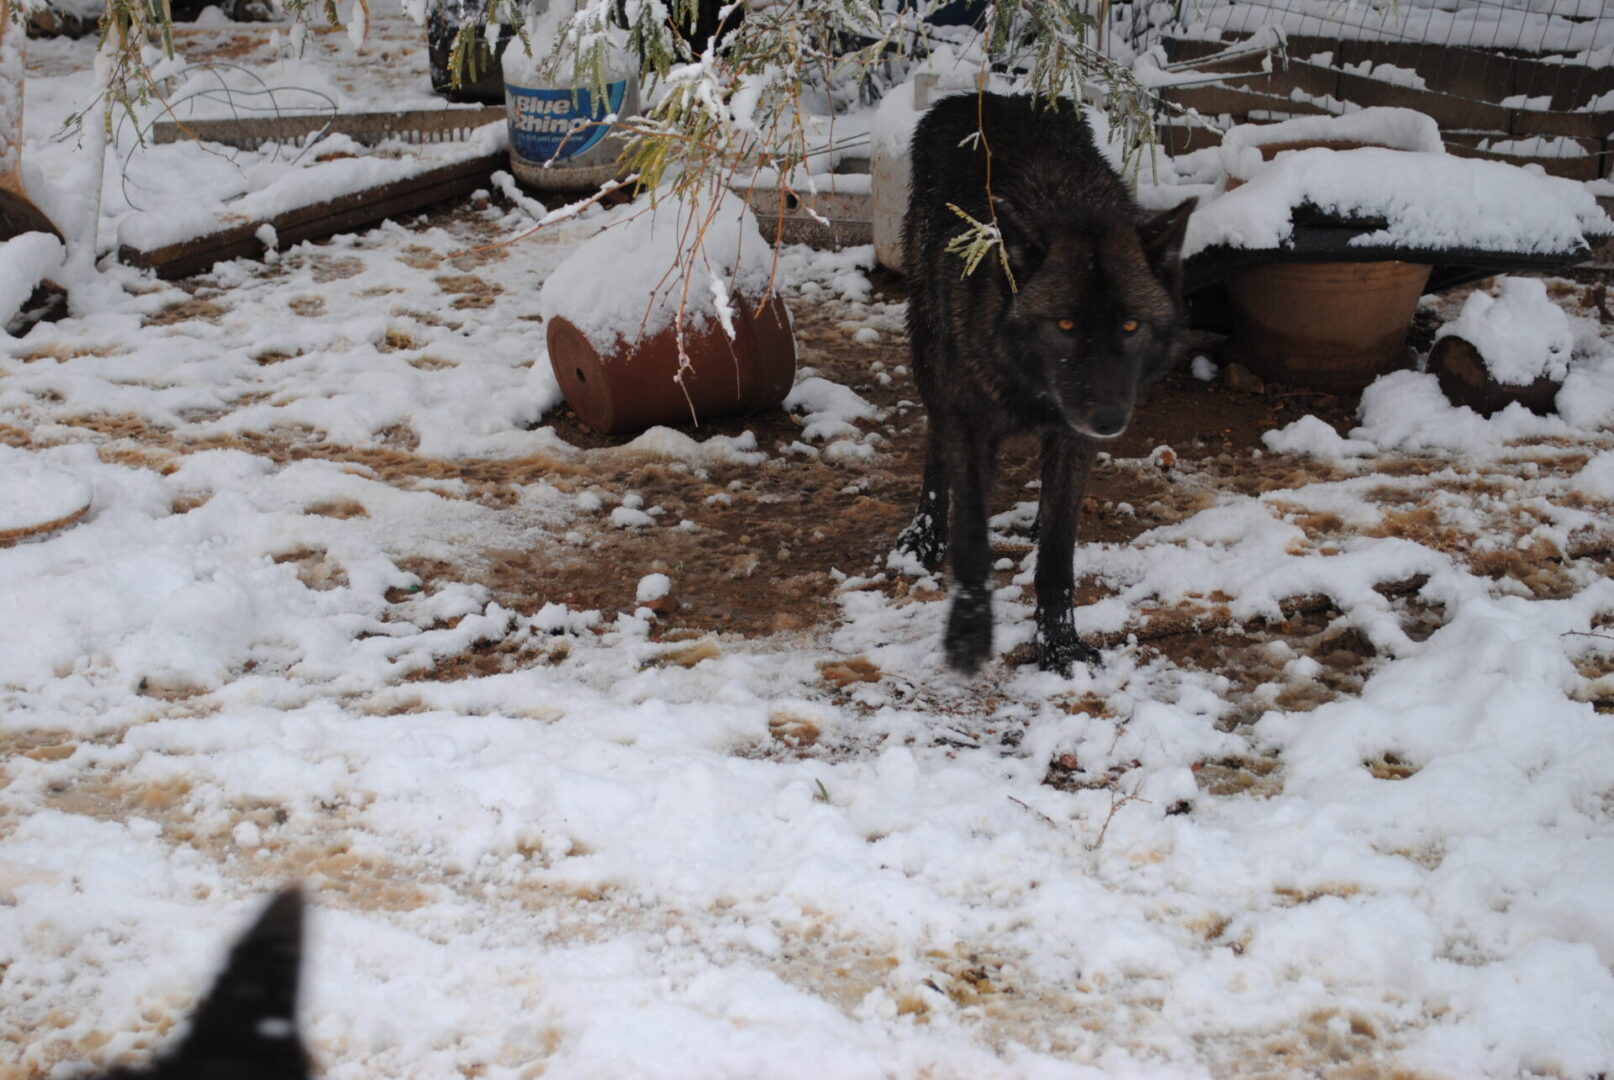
[1084,405,1130,439]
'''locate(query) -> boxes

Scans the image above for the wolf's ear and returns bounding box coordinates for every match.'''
[164,889,310,1080]
[990,195,1044,277]
[1137,197,1197,295]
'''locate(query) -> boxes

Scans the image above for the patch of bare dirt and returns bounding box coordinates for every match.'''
[142,295,227,327]
[272,547,349,591]
[309,256,366,284]
[434,273,503,310]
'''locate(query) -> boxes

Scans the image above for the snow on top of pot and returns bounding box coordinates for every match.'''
[1222,107,1445,156]
[1185,141,1612,259]
[1218,107,1444,183]
[539,182,774,353]
[1435,276,1575,387]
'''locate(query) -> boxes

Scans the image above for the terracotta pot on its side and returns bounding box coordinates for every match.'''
[547,295,797,434]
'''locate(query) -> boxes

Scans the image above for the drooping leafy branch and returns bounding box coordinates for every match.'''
[76,0,1160,185]
[466,0,1162,202]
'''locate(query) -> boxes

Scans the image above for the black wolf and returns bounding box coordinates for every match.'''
[100,890,310,1080]
[896,92,1195,676]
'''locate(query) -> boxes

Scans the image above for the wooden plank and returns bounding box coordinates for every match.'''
[1174,38,1614,114]
[1282,36,1344,64]
[1509,108,1614,141]
[1161,36,1243,65]
[1267,58,1341,103]
[1157,122,1227,157]
[1159,83,1331,123]
[1161,32,1353,72]
[1513,58,1614,113]
[1174,58,1342,103]
[1335,39,1514,103]
[120,151,505,280]
[1332,67,1512,132]
[1446,140,1604,183]
[151,107,507,150]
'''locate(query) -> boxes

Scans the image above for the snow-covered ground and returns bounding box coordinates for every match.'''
[4,10,1614,1080]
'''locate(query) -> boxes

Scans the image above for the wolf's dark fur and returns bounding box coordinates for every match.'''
[897,92,1195,675]
[98,890,310,1080]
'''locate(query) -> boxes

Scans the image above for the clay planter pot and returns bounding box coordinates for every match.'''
[1219,136,1435,391]
[1221,260,1433,391]
[1428,334,1561,417]
[547,295,797,434]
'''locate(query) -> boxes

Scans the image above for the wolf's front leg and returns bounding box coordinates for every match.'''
[895,413,950,569]
[1034,430,1101,675]
[943,417,999,674]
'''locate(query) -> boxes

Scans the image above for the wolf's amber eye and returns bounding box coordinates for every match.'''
[1121,318,1141,334]
[1056,318,1076,332]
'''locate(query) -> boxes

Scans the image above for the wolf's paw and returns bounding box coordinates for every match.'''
[894,514,947,571]
[945,625,992,675]
[1036,626,1102,677]
[944,588,992,674]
